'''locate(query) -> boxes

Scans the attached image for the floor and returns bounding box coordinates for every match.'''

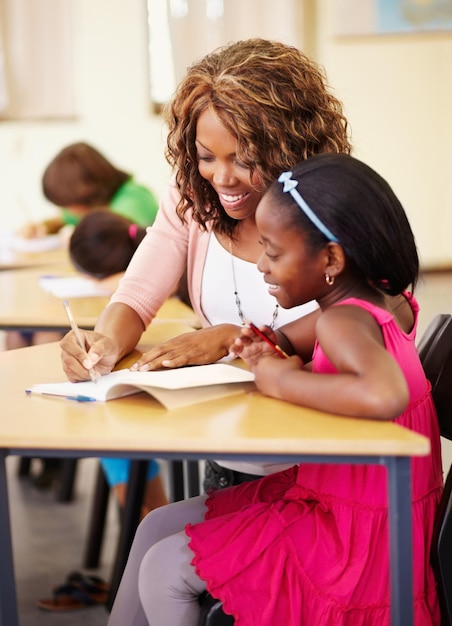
[8,457,119,626]
[3,270,452,626]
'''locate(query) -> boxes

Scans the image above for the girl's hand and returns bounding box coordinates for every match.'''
[252,354,304,399]
[60,330,119,382]
[230,325,283,367]
[130,324,241,371]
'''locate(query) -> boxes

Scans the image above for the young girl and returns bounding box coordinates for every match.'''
[108,153,442,625]
[69,210,147,280]
[67,210,170,520]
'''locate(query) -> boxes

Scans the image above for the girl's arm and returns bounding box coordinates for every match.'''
[245,306,410,421]
[275,309,320,362]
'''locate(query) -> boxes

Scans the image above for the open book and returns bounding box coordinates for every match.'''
[26,363,255,410]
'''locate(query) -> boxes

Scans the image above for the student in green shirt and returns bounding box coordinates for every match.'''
[21,141,158,237]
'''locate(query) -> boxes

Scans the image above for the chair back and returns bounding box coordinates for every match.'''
[418,314,452,441]
[418,313,452,625]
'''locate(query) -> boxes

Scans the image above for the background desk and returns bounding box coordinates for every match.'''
[0,342,429,626]
[0,245,68,271]
[0,266,200,331]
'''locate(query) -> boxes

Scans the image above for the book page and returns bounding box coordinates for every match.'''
[25,364,255,409]
[133,381,256,410]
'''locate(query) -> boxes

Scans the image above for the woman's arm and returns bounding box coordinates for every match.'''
[130,324,242,370]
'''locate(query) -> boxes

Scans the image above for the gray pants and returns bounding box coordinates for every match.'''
[107,495,208,626]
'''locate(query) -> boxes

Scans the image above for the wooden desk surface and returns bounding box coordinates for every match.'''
[0,342,430,460]
[0,246,69,271]
[0,266,200,329]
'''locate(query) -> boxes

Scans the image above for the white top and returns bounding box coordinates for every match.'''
[202,232,317,328]
[201,233,318,475]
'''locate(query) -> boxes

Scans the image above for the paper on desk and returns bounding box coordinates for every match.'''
[39,275,113,298]
[26,364,256,410]
[9,234,65,253]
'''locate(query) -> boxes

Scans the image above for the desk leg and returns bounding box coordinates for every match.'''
[0,452,19,626]
[107,460,148,611]
[387,456,413,626]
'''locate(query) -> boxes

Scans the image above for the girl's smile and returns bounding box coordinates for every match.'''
[256,194,328,309]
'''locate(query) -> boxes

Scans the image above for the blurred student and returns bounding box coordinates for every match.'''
[10,144,159,490]
[21,141,158,238]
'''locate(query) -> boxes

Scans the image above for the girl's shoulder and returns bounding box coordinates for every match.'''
[322,292,418,338]
[333,292,418,317]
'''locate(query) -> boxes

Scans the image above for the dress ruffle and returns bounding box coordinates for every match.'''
[187,298,443,625]
[187,473,441,625]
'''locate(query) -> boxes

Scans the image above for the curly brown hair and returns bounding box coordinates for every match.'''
[164,38,351,236]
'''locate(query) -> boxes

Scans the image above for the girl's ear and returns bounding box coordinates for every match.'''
[324,242,346,280]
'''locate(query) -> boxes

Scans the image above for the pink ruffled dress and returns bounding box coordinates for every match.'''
[186,297,443,625]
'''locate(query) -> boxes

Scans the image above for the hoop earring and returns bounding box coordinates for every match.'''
[325,273,335,286]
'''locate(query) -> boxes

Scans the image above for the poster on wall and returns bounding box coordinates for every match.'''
[334,0,452,35]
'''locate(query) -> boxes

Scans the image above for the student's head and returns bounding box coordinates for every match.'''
[256,153,419,308]
[69,210,146,278]
[42,142,130,211]
[165,38,351,235]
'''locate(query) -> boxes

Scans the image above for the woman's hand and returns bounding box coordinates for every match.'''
[60,330,120,382]
[130,324,242,371]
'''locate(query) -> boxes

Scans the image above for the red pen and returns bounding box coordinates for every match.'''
[248,322,289,359]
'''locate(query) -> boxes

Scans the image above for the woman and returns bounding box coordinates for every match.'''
[61,38,351,486]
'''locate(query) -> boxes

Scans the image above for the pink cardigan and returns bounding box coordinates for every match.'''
[110,181,212,328]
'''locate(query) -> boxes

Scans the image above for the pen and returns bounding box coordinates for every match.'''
[25,389,97,402]
[62,299,99,383]
[247,322,289,359]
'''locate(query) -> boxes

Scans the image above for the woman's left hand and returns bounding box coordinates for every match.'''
[130,324,243,370]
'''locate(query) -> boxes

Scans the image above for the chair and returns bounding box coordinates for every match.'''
[196,313,452,626]
[418,313,452,625]
[17,456,78,501]
[198,592,234,626]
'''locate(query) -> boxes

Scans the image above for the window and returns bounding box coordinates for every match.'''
[147,0,304,110]
[0,0,76,120]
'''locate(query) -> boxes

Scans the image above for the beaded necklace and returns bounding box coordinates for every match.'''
[229,238,279,328]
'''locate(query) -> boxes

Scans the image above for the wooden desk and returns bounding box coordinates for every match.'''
[0,342,429,626]
[0,245,69,271]
[0,266,200,331]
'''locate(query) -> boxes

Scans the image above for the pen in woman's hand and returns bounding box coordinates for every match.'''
[62,300,99,383]
[247,322,289,359]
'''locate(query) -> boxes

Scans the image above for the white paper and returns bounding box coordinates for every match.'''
[39,275,113,298]
[26,364,256,409]
[10,234,65,253]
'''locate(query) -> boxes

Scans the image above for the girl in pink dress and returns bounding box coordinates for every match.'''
[110,154,442,626]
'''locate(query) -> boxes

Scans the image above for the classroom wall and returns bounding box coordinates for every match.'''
[316,0,452,270]
[0,0,451,268]
[0,0,170,232]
